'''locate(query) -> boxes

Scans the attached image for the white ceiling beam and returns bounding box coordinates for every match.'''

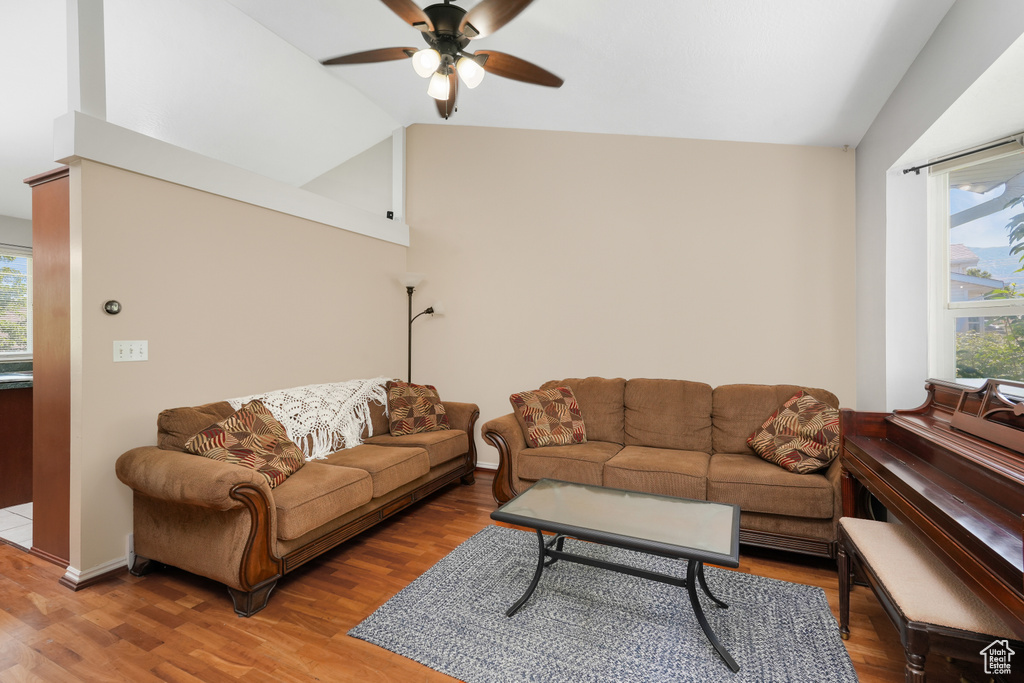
[53,111,410,246]
[66,0,106,119]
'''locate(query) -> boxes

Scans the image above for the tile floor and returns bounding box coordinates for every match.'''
[0,502,32,549]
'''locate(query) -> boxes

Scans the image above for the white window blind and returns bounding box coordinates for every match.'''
[0,245,32,359]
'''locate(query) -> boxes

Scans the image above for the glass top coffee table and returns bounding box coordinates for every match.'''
[490,478,742,673]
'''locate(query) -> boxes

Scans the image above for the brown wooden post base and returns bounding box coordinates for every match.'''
[460,471,475,485]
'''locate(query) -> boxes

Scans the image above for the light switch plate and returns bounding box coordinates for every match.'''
[113,340,148,362]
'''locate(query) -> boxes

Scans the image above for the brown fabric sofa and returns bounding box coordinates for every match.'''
[482,377,841,558]
[115,395,478,616]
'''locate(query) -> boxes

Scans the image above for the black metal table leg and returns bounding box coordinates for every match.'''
[697,561,728,608]
[686,559,739,673]
[544,534,566,567]
[506,529,548,617]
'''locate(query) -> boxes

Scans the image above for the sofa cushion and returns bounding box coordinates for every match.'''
[540,377,625,444]
[623,379,712,451]
[271,463,373,541]
[183,400,305,488]
[510,386,587,448]
[386,381,451,436]
[603,446,710,500]
[324,444,430,498]
[158,400,236,451]
[712,384,840,455]
[360,399,392,440]
[366,429,469,468]
[747,391,840,473]
[517,441,622,485]
[706,452,834,519]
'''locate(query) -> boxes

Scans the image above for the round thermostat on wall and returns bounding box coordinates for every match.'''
[103,300,122,315]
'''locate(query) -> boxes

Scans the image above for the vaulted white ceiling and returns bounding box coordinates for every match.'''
[1,0,957,221]
[227,0,955,146]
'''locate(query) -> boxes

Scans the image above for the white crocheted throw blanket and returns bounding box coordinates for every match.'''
[228,377,390,461]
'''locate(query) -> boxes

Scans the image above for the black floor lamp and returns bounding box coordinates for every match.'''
[400,273,443,383]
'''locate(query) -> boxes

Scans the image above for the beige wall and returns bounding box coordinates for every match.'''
[74,160,407,571]
[405,125,856,467]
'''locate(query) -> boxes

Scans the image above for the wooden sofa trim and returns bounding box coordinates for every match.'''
[738,528,835,559]
[483,426,518,504]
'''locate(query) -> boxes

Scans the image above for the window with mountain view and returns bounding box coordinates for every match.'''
[940,147,1024,381]
[0,248,32,358]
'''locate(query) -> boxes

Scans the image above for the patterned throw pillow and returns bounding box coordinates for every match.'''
[184,399,305,488]
[747,391,840,474]
[387,381,451,436]
[510,386,587,448]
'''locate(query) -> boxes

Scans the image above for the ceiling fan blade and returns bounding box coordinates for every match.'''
[435,71,458,120]
[321,47,416,65]
[380,0,433,32]
[475,50,563,87]
[460,0,534,39]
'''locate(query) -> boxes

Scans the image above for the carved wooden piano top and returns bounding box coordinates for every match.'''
[841,379,1024,639]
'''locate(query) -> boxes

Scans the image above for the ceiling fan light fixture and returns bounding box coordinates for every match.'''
[456,56,485,89]
[411,48,441,78]
[427,70,450,100]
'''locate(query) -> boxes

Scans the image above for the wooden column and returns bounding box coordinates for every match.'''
[25,166,71,567]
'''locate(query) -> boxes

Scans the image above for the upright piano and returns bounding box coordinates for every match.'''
[841,379,1024,639]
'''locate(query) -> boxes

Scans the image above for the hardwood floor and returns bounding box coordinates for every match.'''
[0,472,994,682]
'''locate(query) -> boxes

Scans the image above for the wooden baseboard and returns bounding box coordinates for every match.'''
[59,564,129,591]
[30,546,69,568]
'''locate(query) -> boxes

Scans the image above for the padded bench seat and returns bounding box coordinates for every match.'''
[838,517,1020,682]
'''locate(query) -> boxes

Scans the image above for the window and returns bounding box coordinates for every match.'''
[0,246,32,359]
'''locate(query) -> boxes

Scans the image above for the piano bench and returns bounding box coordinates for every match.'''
[837,517,1020,683]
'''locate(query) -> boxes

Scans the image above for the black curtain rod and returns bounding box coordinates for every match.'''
[903,138,1019,175]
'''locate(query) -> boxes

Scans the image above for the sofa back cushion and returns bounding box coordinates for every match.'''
[541,377,626,444]
[623,378,712,451]
[361,399,392,439]
[158,401,236,451]
[712,384,839,454]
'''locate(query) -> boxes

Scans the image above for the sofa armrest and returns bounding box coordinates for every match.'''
[442,401,480,435]
[482,413,527,504]
[115,446,270,511]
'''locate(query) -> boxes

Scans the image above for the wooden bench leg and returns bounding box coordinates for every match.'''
[905,626,929,683]
[838,534,851,640]
[904,650,926,683]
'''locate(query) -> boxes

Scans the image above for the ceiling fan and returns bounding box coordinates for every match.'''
[320,0,563,119]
